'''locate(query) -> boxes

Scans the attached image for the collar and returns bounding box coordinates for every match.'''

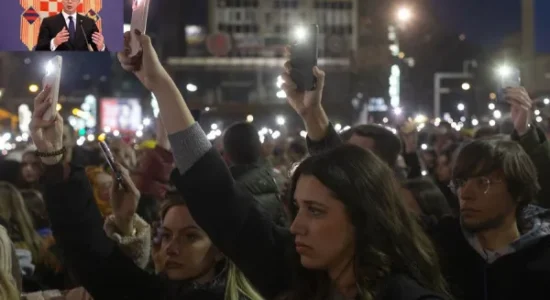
[61,11,78,21]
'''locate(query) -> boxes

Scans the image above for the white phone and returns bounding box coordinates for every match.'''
[130,0,150,57]
[42,56,63,121]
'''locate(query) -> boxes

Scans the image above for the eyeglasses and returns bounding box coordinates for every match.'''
[449,176,503,195]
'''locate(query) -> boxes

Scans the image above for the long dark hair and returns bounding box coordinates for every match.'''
[285,144,450,300]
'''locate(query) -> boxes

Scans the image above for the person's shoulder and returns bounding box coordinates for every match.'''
[41,14,61,23]
[78,14,96,24]
[382,274,448,300]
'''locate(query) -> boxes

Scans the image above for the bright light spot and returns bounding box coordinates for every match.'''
[471,119,479,126]
[138,124,144,131]
[98,133,106,142]
[143,118,151,126]
[434,118,441,126]
[536,116,543,123]
[334,123,342,131]
[396,7,413,23]
[246,115,254,123]
[461,82,471,90]
[259,127,269,136]
[103,126,111,133]
[343,126,351,131]
[15,136,22,142]
[421,170,428,176]
[113,130,120,137]
[544,98,550,105]
[460,116,466,122]
[414,114,427,123]
[22,133,29,141]
[300,131,307,138]
[457,103,465,111]
[56,103,62,111]
[207,131,217,140]
[490,93,497,100]
[293,26,307,41]
[45,61,54,75]
[276,76,284,88]
[2,133,11,141]
[421,144,428,150]
[394,107,402,115]
[136,130,143,137]
[488,103,495,110]
[382,117,389,123]
[272,130,281,139]
[259,135,265,144]
[211,123,218,130]
[489,120,496,127]
[215,129,222,136]
[205,107,211,112]
[417,123,425,131]
[398,52,405,59]
[497,65,513,77]
[87,134,95,142]
[535,110,540,116]
[29,84,39,93]
[186,83,198,92]
[493,110,502,119]
[77,137,85,146]
[276,115,286,126]
[276,90,287,99]
[4,144,12,151]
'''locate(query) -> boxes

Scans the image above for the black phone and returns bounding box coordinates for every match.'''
[290,24,319,92]
[98,141,124,187]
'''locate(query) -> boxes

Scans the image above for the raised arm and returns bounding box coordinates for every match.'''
[117,30,293,298]
[30,87,164,299]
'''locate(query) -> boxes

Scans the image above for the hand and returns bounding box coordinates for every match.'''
[281,61,326,117]
[118,30,169,90]
[505,87,532,136]
[92,32,105,50]
[110,163,140,236]
[54,28,69,47]
[401,132,418,153]
[30,86,64,165]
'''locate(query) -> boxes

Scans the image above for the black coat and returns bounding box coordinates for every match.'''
[40,164,234,300]
[35,13,103,51]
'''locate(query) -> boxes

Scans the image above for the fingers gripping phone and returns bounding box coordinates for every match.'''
[290,24,319,92]
[498,66,521,102]
[130,0,151,57]
[42,56,63,121]
[99,141,125,188]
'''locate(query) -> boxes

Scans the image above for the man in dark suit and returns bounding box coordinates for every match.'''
[35,0,106,51]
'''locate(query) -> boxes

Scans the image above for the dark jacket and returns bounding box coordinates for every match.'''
[230,164,289,227]
[167,124,446,300]
[35,13,104,51]
[40,163,237,300]
[427,205,550,300]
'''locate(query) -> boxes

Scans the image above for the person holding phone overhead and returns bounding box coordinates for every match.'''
[35,0,106,51]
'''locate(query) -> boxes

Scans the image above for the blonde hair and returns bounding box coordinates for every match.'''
[0,225,20,300]
[224,261,264,300]
[0,182,43,263]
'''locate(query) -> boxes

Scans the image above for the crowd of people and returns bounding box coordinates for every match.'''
[0,30,549,300]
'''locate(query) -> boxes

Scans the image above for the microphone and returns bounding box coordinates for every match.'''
[80,19,94,52]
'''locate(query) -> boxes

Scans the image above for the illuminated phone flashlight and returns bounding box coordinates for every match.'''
[293,26,307,42]
[497,65,513,78]
[45,61,55,76]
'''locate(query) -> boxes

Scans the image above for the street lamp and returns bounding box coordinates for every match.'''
[396,7,413,23]
[186,83,197,92]
[461,82,471,91]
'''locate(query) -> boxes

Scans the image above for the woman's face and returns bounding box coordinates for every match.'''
[21,153,41,184]
[160,205,222,282]
[290,175,355,271]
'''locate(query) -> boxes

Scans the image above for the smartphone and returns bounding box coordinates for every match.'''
[289,24,319,92]
[498,67,521,101]
[98,141,124,187]
[41,56,63,121]
[130,0,151,57]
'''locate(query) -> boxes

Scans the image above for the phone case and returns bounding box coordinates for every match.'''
[98,141,123,183]
[130,0,150,57]
[290,24,319,92]
[42,56,62,121]
[498,68,521,102]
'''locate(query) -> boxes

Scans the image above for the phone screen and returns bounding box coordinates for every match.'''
[98,141,124,186]
[498,67,521,102]
[130,0,151,57]
[42,56,63,121]
[290,24,319,92]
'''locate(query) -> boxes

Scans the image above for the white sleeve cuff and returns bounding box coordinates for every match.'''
[50,38,57,51]
[104,214,151,269]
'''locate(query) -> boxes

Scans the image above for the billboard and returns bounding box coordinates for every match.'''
[100,98,142,132]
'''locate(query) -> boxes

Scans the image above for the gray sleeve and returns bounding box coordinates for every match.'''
[167,123,213,174]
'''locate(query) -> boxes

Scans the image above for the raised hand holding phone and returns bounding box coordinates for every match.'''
[289,24,319,92]
[29,86,64,165]
[109,162,140,236]
[129,0,151,57]
[42,56,63,121]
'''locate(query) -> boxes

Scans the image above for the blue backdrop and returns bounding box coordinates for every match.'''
[0,0,124,52]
